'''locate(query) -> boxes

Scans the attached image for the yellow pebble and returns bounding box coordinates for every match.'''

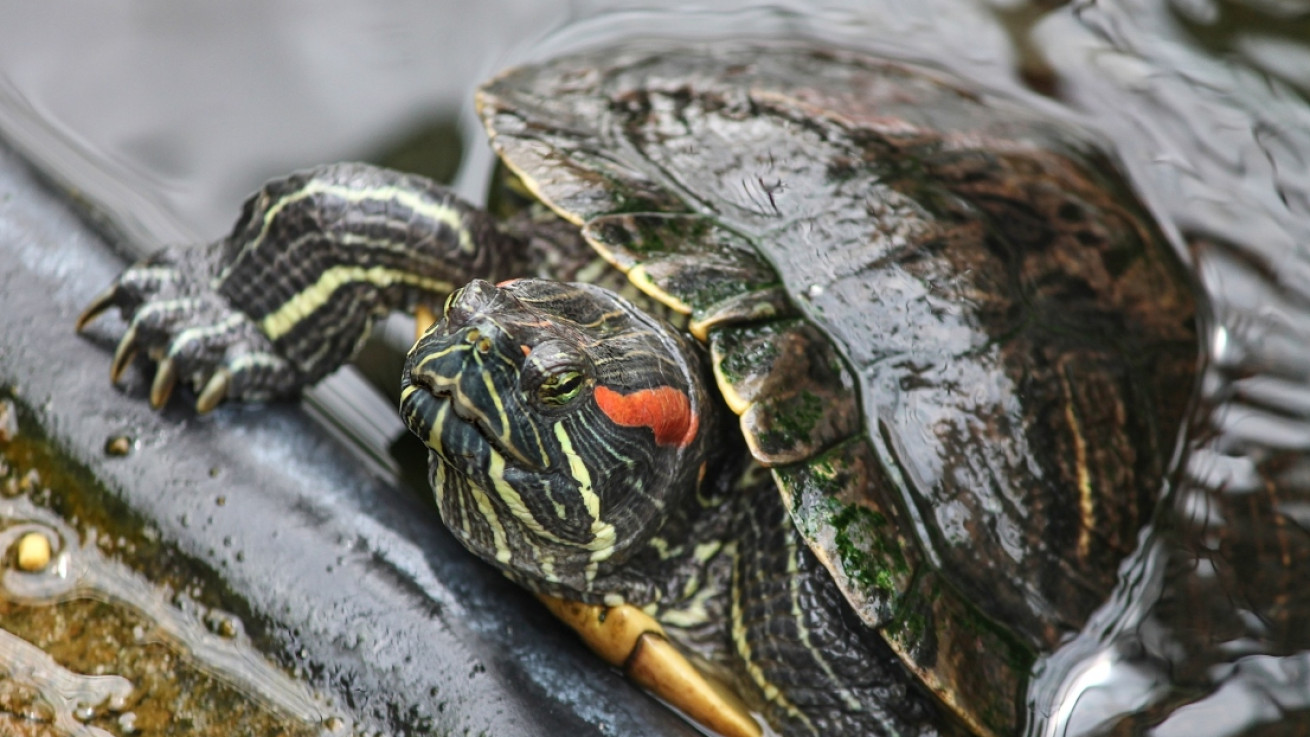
[17,531,51,572]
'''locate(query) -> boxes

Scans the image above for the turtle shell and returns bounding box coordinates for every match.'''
[477,41,1198,735]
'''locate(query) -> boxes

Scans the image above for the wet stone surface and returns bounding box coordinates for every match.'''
[0,412,327,737]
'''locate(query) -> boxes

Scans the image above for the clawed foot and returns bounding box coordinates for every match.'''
[77,247,300,412]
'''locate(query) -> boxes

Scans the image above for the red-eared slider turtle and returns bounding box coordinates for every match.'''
[77,41,1198,736]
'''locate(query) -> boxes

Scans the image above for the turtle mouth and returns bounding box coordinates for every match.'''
[401,374,542,471]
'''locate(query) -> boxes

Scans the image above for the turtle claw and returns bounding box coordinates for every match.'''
[150,357,178,409]
[196,369,230,414]
[79,247,302,411]
[76,284,120,332]
[110,324,141,384]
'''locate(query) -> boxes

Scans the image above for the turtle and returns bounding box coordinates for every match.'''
[76,40,1199,736]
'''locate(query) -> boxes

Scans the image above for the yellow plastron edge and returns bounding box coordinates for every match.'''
[537,593,761,737]
[415,304,439,340]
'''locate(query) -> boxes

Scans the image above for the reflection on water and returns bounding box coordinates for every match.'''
[1,1,1308,735]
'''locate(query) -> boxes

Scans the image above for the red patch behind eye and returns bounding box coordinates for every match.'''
[594,385,699,448]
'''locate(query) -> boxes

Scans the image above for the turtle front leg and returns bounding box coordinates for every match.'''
[78,163,524,411]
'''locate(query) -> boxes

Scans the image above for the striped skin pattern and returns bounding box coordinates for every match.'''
[80,164,525,406]
[218,165,522,384]
[401,277,716,604]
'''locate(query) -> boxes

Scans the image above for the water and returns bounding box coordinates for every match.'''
[1,1,1308,735]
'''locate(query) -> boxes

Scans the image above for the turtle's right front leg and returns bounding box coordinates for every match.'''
[78,163,524,411]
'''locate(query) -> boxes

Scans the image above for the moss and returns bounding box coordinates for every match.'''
[680,273,768,312]
[830,502,907,596]
[623,215,710,255]
[715,325,782,385]
[756,390,824,451]
[884,603,928,647]
[807,457,843,498]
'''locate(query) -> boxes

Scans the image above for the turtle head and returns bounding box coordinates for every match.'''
[401,278,713,600]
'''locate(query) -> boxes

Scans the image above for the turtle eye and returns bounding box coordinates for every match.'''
[538,369,585,406]
[521,340,591,409]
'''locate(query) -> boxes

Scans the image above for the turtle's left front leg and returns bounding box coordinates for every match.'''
[78,163,525,411]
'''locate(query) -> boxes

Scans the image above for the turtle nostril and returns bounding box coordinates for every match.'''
[459,324,497,355]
